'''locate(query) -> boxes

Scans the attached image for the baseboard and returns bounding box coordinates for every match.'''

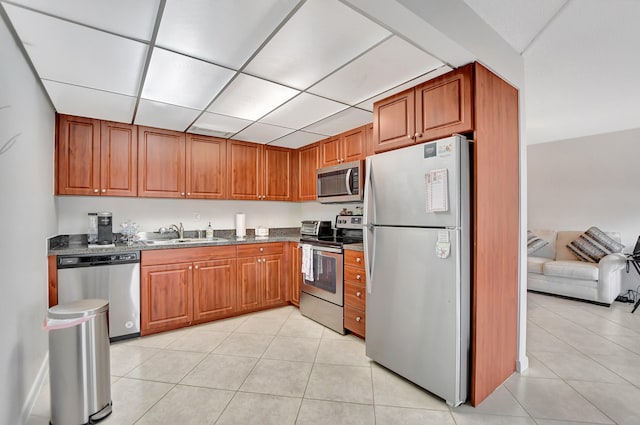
[516,355,529,373]
[20,351,48,425]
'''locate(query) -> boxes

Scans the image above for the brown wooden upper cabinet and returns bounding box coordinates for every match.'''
[373,64,473,153]
[319,125,366,167]
[138,127,227,199]
[227,140,293,201]
[297,142,320,201]
[57,115,137,196]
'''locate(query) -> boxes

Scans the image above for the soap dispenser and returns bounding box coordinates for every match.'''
[206,221,213,240]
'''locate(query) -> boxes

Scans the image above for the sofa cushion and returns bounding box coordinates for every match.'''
[543,260,599,280]
[556,231,584,260]
[567,227,625,263]
[527,230,549,254]
[528,256,549,274]
[531,229,557,259]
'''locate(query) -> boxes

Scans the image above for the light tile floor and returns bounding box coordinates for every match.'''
[28,292,640,424]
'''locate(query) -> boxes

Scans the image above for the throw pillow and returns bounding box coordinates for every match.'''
[566,227,625,263]
[527,230,549,255]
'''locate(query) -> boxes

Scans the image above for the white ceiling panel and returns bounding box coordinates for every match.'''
[463,0,567,53]
[189,112,252,139]
[142,48,235,110]
[260,93,348,129]
[4,4,147,96]
[355,65,452,112]
[233,122,294,144]
[207,73,299,120]
[269,130,326,149]
[4,0,160,40]
[135,99,201,132]
[303,107,372,136]
[156,0,299,69]
[309,36,443,105]
[244,0,390,89]
[525,0,640,144]
[43,80,136,123]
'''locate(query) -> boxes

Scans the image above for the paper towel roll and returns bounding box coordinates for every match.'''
[235,213,246,238]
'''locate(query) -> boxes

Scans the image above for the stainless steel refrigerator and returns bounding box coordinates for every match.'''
[364,135,470,407]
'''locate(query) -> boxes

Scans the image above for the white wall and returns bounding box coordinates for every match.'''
[56,197,355,235]
[528,127,640,292]
[0,14,56,425]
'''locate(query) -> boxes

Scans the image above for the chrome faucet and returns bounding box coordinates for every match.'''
[169,222,184,239]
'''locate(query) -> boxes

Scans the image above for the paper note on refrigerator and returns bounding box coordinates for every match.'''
[425,168,449,212]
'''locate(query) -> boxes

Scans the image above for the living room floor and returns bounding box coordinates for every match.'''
[29,292,640,425]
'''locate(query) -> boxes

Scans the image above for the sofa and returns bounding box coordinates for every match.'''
[527,229,627,305]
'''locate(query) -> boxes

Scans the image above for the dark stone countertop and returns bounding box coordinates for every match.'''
[48,228,301,256]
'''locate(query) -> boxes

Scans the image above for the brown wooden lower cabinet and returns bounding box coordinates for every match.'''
[343,249,366,338]
[237,243,285,312]
[288,243,302,307]
[141,262,193,333]
[193,258,237,321]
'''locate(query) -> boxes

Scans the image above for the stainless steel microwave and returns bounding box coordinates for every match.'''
[316,160,364,203]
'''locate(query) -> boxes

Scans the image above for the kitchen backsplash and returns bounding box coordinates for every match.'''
[55,196,362,235]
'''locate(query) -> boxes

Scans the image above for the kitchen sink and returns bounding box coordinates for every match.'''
[142,237,228,246]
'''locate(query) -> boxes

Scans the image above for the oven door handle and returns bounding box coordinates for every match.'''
[298,243,342,254]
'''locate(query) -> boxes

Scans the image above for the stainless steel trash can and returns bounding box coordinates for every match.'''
[48,299,112,425]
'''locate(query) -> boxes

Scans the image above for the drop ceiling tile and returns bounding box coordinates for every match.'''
[303,108,372,136]
[135,99,201,132]
[156,0,299,68]
[189,112,252,138]
[43,80,136,123]
[355,65,452,111]
[142,48,235,110]
[309,36,443,105]
[244,0,390,89]
[5,0,160,40]
[269,131,326,149]
[4,4,147,96]
[233,122,294,144]
[260,93,348,129]
[207,73,299,121]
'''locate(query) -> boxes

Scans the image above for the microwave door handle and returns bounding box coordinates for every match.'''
[345,168,353,195]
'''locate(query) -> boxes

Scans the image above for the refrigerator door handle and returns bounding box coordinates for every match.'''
[364,156,375,294]
[364,224,375,294]
[345,168,353,195]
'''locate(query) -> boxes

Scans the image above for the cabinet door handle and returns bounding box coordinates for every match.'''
[181,192,185,196]
[356,316,362,322]
[356,291,361,297]
[260,247,264,252]
[356,274,361,280]
[356,257,361,263]
[187,192,191,196]
[93,189,99,193]
[257,258,261,263]
[101,189,106,193]
[189,265,192,270]
[195,265,198,270]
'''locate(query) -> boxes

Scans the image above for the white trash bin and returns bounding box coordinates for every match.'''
[47,299,112,424]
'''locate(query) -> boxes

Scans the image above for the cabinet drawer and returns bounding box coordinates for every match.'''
[344,266,365,285]
[344,249,365,268]
[344,306,365,337]
[237,242,283,257]
[344,282,366,309]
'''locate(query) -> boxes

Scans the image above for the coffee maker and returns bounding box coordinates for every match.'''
[96,212,113,245]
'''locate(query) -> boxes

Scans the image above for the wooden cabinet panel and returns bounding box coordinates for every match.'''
[289,243,301,307]
[186,134,226,199]
[101,121,137,196]
[237,243,283,257]
[344,281,366,310]
[138,126,185,198]
[415,64,473,143]
[264,146,292,200]
[228,140,261,200]
[262,254,283,307]
[344,306,365,337]
[141,263,192,333]
[297,143,319,201]
[344,250,365,268]
[365,123,374,157]
[237,256,261,311]
[342,126,365,163]
[373,88,415,153]
[57,115,101,195]
[344,266,365,285]
[193,259,236,321]
[319,136,341,167]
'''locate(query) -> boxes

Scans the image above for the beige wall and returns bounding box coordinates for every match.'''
[528,127,640,292]
[0,14,56,424]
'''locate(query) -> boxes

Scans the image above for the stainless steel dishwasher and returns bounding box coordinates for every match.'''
[57,251,140,341]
